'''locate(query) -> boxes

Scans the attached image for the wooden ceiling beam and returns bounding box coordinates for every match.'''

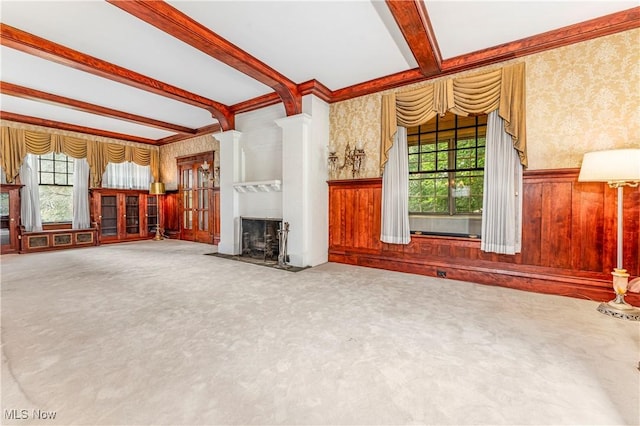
[1,82,196,135]
[157,123,222,145]
[107,0,303,117]
[0,23,233,131]
[0,111,158,145]
[385,0,441,77]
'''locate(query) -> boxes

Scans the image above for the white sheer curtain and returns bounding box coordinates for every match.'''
[381,126,411,244]
[73,158,90,229]
[481,110,523,254]
[19,153,42,232]
[102,161,152,190]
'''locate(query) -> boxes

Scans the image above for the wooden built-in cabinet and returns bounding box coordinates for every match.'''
[91,189,157,243]
[1,184,22,254]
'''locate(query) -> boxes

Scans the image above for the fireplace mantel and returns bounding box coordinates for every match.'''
[233,180,282,193]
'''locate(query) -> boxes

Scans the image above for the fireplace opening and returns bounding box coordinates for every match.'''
[241,217,282,262]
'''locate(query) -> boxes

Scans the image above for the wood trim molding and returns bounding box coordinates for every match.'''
[1,7,637,141]
[441,7,640,72]
[326,7,640,105]
[331,69,426,103]
[0,111,157,145]
[231,93,282,115]
[0,23,232,131]
[107,0,302,117]
[1,82,196,135]
[298,80,333,103]
[385,0,442,76]
[156,123,222,145]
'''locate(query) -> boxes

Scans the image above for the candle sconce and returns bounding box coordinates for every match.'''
[328,142,366,178]
[199,160,220,186]
[199,160,212,180]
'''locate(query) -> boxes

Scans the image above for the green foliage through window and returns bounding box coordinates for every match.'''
[408,113,486,215]
[37,153,74,223]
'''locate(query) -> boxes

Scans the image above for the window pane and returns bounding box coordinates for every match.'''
[54,160,68,174]
[40,172,54,185]
[420,152,435,171]
[407,111,486,235]
[408,154,419,172]
[436,152,448,171]
[39,185,73,222]
[38,153,73,187]
[437,114,455,130]
[40,159,54,173]
[54,173,69,185]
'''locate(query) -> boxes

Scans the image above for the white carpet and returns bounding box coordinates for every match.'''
[1,240,638,425]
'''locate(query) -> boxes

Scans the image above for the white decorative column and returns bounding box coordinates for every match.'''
[217,130,242,255]
[276,106,328,267]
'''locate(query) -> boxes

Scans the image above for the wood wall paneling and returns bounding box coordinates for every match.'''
[163,191,180,238]
[328,170,640,305]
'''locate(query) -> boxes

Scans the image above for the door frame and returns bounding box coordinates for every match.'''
[176,152,215,244]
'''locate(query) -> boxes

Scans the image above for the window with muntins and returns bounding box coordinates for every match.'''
[37,153,74,223]
[407,112,486,237]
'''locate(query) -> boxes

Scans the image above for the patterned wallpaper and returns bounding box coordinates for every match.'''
[328,28,640,177]
[159,134,219,191]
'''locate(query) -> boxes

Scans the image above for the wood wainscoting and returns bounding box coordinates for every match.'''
[328,170,640,304]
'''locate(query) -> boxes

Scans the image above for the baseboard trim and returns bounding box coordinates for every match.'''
[329,250,639,305]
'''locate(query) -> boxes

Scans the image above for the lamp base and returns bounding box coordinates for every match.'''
[597,301,640,321]
[153,228,164,241]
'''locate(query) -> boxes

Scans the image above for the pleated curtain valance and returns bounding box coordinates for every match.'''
[380,62,527,173]
[0,127,159,187]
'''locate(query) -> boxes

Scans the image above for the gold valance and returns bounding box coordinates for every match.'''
[0,127,159,186]
[380,63,527,172]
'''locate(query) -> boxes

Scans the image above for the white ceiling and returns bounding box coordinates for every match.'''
[0,0,637,143]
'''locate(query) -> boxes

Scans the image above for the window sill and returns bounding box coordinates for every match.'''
[42,222,72,231]
[410,232,481,242]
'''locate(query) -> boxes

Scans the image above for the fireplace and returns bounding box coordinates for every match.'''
[240,217,282,261]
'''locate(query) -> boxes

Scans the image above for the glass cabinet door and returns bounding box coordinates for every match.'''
[0,192,10,248]
[101,195,118,237]
[125,195,139,235]
[147,195,158,234]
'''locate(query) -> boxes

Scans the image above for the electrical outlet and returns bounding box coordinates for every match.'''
[437,270,446,278]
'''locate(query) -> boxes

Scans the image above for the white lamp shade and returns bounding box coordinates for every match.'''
[578,149,640,183]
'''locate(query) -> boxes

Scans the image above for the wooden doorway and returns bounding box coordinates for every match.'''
[177,153,214,244]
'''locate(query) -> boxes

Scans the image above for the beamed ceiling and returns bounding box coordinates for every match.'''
[1,1,638,146]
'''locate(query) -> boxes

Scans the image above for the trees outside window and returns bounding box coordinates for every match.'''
[37,153,74,223]
[407,112,486,236]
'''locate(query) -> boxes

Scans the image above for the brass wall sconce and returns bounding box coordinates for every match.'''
[199,161,220,185]
[328,142,366,178]
[200,160,212,180]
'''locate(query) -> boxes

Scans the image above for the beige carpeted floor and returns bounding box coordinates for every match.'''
[1,240,638,425]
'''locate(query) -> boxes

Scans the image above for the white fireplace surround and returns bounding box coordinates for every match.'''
[217,96,330,268]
